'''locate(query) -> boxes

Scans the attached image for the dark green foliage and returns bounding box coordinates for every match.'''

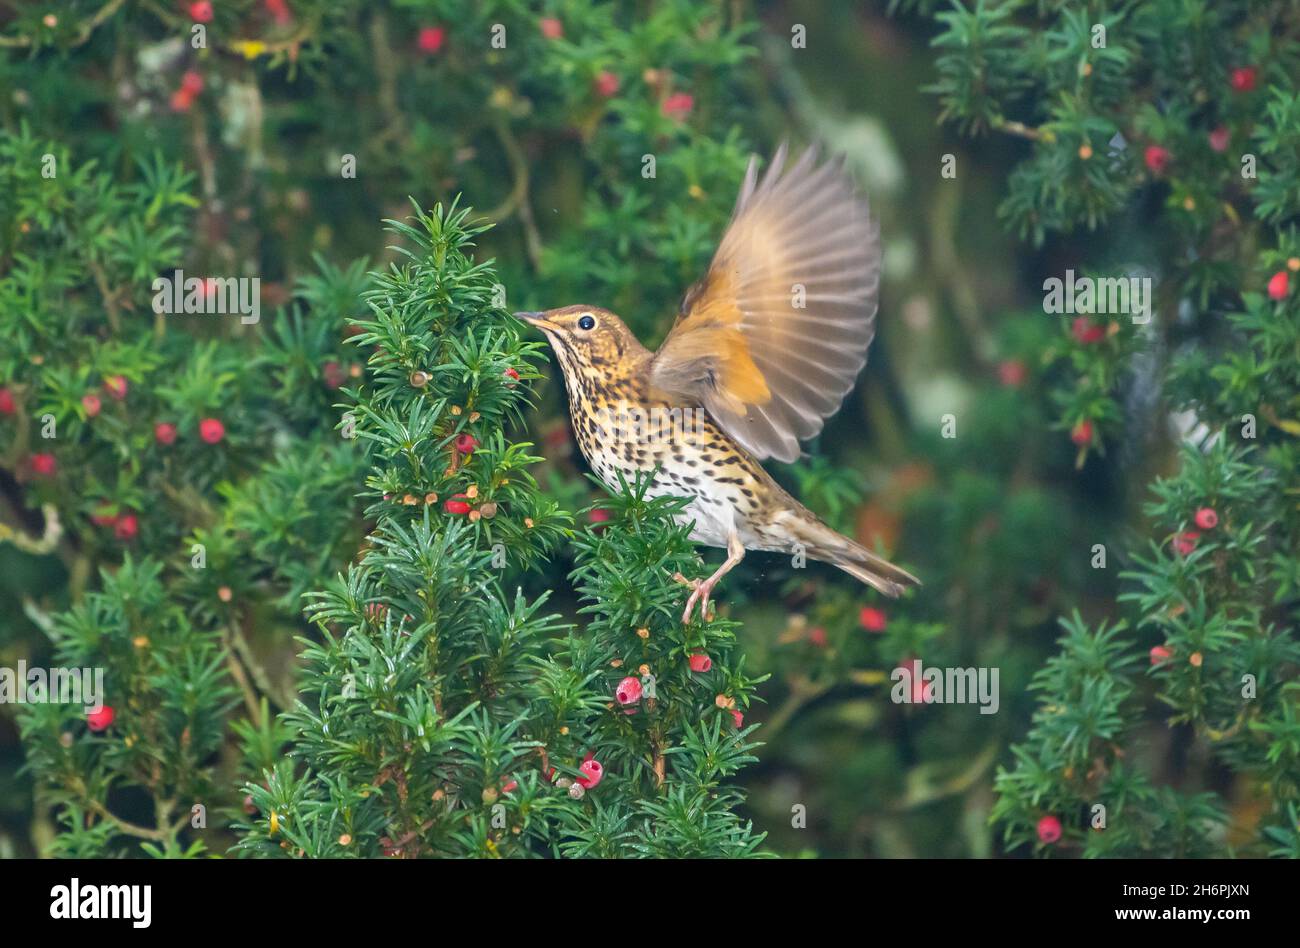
[2,127,370,856]
[933,0,1300,857]
[4,0,1297,862]
[3,0,772,858]
[16,556,239,858]
[232,206,764,857]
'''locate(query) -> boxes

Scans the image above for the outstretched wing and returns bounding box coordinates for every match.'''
[649,144,881,463]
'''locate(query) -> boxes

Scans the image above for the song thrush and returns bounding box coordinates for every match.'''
[518,144,919,621]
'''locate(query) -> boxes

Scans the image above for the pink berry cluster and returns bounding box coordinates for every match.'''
[409,17,695,117]
[1173,505,1220,557]
[2,379,227,501]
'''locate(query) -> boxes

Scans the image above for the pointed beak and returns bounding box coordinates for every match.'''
[514,311,560,333]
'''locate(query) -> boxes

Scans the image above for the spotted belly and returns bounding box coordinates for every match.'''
[579,426,781,552]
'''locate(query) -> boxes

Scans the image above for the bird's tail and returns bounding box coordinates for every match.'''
[828,547,920,598]
[792,512,921,598]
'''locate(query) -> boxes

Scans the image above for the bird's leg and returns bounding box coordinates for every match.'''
[682,532,745,623]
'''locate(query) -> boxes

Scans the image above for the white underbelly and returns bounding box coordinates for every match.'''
[591,459,735,550]
[644,480,734,549]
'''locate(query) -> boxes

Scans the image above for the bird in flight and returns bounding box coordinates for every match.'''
[517,144,919,622]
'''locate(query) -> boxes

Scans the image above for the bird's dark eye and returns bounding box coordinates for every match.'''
[577,314,596,331]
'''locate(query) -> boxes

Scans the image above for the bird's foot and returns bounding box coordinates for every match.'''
[679,575,719,624]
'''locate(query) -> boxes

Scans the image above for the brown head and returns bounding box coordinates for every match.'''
[514,306,649,390]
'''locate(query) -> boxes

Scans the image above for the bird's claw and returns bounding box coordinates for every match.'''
[680,576,718,624]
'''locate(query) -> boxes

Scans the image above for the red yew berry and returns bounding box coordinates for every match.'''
[540,17,563,39]
[615,676,642,705]
[501,778,518,794]
[418,26,445,54]
[103,375,128,400]
[82,393,101,417]
[0,387,15,415]
[1150,644,1173,665]
[1267,270,1289,300]
[808,626,828,648]
[1208,126,1230,153]
[589,508,610,525]
[1070,419,1093,446]
[181,70,204,97]
[997,359,1026,387]
[1071,316,1105,344]
[87,705,115,732]
[688,653,712,673]
[662,92,694,121]
[595,71,620,97]
[443,495,471,515]
[31,453,56,477]
[1173,530,1200,556]
[731,710,744,728]
[265,0,291,26]
[322,361,345,389]
[1229,66,1256,92]
[859,606,887,633]
[199,417,225,444]
[1194,507,1218,530]
[1036,815,1062,845]
[503,367,520,384]
[170,89,194,112]
[189,1,213,22]
[576,756,603,789]
[114,512,139,541]
[1144,145,1170,174]
[154,422,178,445]
[454,433,478,454]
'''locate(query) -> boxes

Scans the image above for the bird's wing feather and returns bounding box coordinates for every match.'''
[649,144,881,463]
